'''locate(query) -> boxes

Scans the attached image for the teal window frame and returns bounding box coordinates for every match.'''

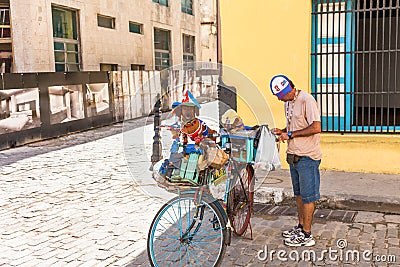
[311,0,400,133]
[129,22,143,34]
[52,6,80,72]
[181,0,193,15]
[153,0,168,7]
[311,0,353,132]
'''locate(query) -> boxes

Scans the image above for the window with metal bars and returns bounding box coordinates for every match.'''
[311,0,400,133]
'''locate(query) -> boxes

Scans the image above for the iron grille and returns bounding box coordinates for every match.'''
[312,0,400,133]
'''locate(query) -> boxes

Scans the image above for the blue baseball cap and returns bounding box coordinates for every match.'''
[270,75,293,98]
[172,101,181,109]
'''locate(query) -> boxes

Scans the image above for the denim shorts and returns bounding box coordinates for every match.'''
[289,156,321,204]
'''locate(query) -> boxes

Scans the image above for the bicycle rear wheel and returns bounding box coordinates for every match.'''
[228,164,254,236]
[147,192,227,267]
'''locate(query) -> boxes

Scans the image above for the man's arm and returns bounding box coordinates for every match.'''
[278,121,321,142]
[291,121,321,138]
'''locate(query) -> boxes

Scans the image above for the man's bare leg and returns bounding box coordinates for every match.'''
[302,202,315,233]
[296,195,304,226]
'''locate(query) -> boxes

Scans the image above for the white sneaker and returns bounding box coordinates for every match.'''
[284,232,316,247]
[282,225,302,238]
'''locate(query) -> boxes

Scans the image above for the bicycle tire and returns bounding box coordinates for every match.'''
[228,164,254,236]
[147,192,228,267]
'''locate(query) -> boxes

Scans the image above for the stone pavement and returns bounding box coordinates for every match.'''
[255,169,400,215]
[128,210,400,266]
[0,117,399,266]
[0,118,167,266]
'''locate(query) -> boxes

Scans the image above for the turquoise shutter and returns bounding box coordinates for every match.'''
[312,0,354,131]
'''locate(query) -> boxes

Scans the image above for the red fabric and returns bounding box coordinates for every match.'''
[182,91,189,102]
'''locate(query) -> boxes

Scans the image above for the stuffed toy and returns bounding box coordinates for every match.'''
[181,117,216,145]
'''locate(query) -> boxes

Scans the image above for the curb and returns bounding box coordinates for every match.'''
[254,187,400,215]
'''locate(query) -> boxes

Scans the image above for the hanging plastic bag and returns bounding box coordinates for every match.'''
[254,125,281,171]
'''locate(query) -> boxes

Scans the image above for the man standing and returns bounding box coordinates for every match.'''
[270,74,322,247]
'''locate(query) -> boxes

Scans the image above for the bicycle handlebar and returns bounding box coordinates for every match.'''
[159,124,180,130]
[206,133,220,138]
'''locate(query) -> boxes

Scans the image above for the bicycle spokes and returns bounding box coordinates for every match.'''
[228,164,254,238]
[148,194,226,267]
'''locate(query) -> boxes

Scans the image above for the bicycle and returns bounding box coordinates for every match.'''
[147,129,256,267]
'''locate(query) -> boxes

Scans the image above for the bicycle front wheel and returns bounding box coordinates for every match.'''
[228,164,254,236]
[147,192,227,267]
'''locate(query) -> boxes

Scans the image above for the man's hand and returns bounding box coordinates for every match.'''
[271,128,288,143]
[278,132,290,143]
[271,128,283,135]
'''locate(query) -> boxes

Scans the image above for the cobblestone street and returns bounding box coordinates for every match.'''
[0,120,165,266]
[0,120,399,266]
[129,211,400,267]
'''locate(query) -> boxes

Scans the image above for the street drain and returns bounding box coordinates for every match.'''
[253,203,357,223]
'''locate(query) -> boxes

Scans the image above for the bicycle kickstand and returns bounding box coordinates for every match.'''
[243,220,253,240]
[249,221,253,240]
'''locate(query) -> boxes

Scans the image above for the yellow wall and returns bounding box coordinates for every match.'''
[220,0,400,174]
[220,0,311,127]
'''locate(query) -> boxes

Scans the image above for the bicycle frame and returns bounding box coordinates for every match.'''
[174,186,231,244]
[175,157,252,246]
[148,122,258,266]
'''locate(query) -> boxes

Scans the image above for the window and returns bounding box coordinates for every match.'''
[131,64,145,71]
[181,0,193,15]
[52,6,80,72]
[0,7,10,38]
[129,22,143,34]
[100,64,118,71]
[0,3,11,73]
[311,0,400,133]
[54,42,80,72]
[153,0,168,7]
[154,28,171,70]
[183,34,195,67]
[97,14,115,29]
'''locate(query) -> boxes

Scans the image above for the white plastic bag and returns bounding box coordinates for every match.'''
[254,125,281,171]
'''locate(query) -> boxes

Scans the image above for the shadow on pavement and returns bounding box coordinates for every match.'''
[0,116,155,167]
[126,252,152,267]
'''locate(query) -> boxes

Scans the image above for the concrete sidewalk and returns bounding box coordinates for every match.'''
[255,168,400,214]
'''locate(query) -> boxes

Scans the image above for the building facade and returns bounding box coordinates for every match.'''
[220,0,400,174]
[0,0,217,73]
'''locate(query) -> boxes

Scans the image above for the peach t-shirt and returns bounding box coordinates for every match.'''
[284,90,322,160]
